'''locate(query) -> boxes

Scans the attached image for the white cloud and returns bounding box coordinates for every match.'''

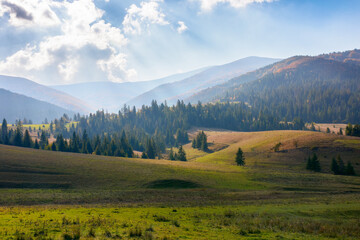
[193,0,275,11]
[123,0,169,35]
[177,21,188,34]
[0,0,60,27]
[0,0,133,84]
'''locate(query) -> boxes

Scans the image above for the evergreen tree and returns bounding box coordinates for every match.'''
[39,130,48,149]
[169,148,175,160]
[1,118,8,144]
[346,161,355,176]
[331,157,340,175]
[34,139,40,149]
[146,139,156,159]
[235,147,245,166]
[337,155,345,175]
[23,130,32,148]
[141,152,148,159]
[51,143,57,151]
[177,145,187,161]
[56,134,66,152]
[306,156,312,170]
[312,153,321,172]
[13,125,23,147]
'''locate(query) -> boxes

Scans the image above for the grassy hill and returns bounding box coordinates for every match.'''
[0,130,359,239]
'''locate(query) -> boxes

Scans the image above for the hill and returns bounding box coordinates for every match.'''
[52,67,208,112]
[0,129,359,239]
[187,53,360,123]
[0,75,91,113]
[0,88,74,123]
[126,56,281,107]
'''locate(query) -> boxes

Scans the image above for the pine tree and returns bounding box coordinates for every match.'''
[337,155,345,175]
[34,139,40,149]
[169,148,175,160]
[51,143,57,151]
[141,152,148,159]
[23,130,32,148]
[13,125,23,147]
[235,147,245,166]
[331,157,340,174]
[177,145,187,161]
[306,156,312,170]
[39,130,48,149]
[1,118,8,144]
[146,139,156,159]
[345,161,355,176]
[312,153,321,172]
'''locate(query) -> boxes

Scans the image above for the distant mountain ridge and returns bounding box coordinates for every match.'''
[0,75,91,113]
[187,50,360,123]
[53,67,208,112]
[0,88,74,123]
[126,56,281,108]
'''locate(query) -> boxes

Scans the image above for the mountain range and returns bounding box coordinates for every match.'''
[0,88,74,123]
[1,49,359,124]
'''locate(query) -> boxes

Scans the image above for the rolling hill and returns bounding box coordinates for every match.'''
[0,75,91,113]
[0,88,74,123]
[187,52,360,123]
[52,67,208,112]
[126,56,281,108]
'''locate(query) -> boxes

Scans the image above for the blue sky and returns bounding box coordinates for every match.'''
[0,0,359,85]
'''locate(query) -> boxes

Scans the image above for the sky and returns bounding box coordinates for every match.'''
[0,0,359,85]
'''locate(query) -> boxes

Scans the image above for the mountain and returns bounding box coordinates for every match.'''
[319,49,360,65]
[188,52,360,123]
[0,88,74,123]
[126,57,281,108]
[52,67,208,112]
[0,75,91,113]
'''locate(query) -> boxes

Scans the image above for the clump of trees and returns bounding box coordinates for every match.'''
[235,147,245,166]
[192,131,208,151]
[306,153,321,172]
[331,155,356,176]
[169,146,187,161]
[345,124,360,137]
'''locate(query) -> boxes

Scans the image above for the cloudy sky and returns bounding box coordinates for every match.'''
[0,0,359,85]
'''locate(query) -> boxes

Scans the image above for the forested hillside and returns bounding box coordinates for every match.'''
[188,55,360,123]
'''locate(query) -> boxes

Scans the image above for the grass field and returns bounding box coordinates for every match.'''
[0,129,359,239]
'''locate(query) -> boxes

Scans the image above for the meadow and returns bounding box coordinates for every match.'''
[0,129,359,239]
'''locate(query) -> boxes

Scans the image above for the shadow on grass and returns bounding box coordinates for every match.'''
[144,179,203,189]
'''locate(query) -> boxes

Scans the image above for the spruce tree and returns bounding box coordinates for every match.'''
[312,153,321,172]
[169,148,175,160]
[34,139,40,149]
[331,157,340,174]
[141,152,148,159]
[235,147,245,166]
[51,143,57,151]
[1,118,8,144]
[23,130,32,148]
[337,155,345,175]
[346,161,355,176]
[177,146,187,161]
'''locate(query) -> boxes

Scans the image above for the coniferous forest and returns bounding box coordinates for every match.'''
[0,100,304,158]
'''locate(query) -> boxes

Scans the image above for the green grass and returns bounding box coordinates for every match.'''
[0,129,359,239]
[1,196,359,239]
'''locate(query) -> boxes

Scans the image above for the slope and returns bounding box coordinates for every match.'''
[53,67,208,112]
[0,88,74,123]
[188,54,360,123]
[126,56,281,107]
[0,75,91,113]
